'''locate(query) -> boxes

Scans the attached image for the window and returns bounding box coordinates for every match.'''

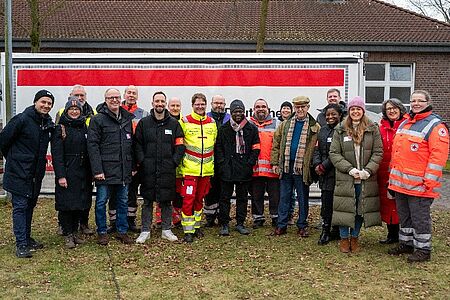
[364,63,414,113]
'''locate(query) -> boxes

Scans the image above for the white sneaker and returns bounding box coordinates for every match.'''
[161,230,178,242]
[135,231,151,244]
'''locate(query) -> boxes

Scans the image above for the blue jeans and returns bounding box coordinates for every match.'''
[96,184,129,234]
[12,193,38,247]
[278,172,310,229]
[339,184,363,238]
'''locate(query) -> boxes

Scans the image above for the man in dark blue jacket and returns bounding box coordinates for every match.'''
[87,88,134,245]
[0,90,55,258]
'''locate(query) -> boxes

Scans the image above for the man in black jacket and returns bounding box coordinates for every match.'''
[215,99,260,236]
[0,90,55,258]
[134,91,186,243]
[87,88,134,245]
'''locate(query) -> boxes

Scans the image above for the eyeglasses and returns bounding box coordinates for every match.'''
[294,105,309,110]
[385,107,400,112]
[73,93,86,97]
[410,100,428,104]
[68,107,80,111]
[105,96,121,101]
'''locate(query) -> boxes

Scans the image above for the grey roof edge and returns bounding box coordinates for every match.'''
[4,39,450,53]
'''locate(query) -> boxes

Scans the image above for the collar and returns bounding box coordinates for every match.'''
[191,111,208,121]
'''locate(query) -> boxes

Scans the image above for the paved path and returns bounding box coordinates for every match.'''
[432,173,450,210]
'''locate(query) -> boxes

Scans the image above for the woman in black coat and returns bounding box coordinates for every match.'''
[51,98,92,248]
[312,103,343,245]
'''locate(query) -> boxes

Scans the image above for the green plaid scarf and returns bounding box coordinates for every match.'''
[283,116,309,175]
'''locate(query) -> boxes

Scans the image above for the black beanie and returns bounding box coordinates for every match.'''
[230,99,245,113]
[280,101,292,110]
[34,89,55,107]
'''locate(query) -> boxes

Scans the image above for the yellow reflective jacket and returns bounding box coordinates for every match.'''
[180,111,217,177]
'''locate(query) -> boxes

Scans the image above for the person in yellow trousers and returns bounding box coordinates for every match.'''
[180,93,217,243]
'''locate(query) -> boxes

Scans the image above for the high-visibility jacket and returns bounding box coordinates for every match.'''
[180,111,217,177]
[250,115,279,178]
[121,103,149,133]
[389,110,449,199]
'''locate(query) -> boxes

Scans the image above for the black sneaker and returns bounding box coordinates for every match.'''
[194,228,205,238]
[219,225,230,236]
[16,245,32,258]
[407,250,431,263]
[183,233,194,243]
[28,238,44,252]
[236,225,250,235]
[388,244,414,255]
[252,220,264,229]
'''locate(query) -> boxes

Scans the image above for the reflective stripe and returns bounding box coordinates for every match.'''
[259,159,271,165]
[258,127,276,132]
[270,214,278,218]
[389,178,425,192]
[399,234,413,241]
[413,240,431,249]
[194,210,203,228]
[128,207,137,212]
[421,118,441,139]
[424,173,440,181]
[390,169,423,183]
[397,128,424,138]
[401,227,414,234]
[428,163,443,171]
[181,213,196,233]
[254,167,274,173]
[252,214,264,219]
[204,203,219,210]
[413,232,431,240]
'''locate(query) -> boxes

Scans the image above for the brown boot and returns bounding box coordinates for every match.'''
[116,233,134,244]
[350,237,360,253]
[97,233,109,246]
[339,238,350,253]
[73,234,86,245]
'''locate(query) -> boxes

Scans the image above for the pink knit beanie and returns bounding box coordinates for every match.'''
[348,96,365,112]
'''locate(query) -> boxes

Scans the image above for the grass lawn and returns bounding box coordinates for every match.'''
[0,199,449,299]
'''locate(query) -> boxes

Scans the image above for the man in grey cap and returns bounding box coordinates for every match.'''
[215,99,260,236]
[270,96,320,237]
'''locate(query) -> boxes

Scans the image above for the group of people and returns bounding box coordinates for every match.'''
[0,85,448,264]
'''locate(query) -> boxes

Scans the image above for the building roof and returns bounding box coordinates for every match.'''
[2,0,450,51]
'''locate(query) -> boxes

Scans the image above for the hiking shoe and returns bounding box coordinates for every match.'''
[273,227,287,236]
[219,225,230,236]
[57,225,64,236]
[183,233,194,243]
[388,244,414,256]
[236,225,250,235]
[65,235,76,249]
[194,228,205,239]
[80,224,94,235]
[136,231,151,244]
[28,238,44,251]
[16,245,32,258]
[73,234,86,244]
[97,233,109,246]
[407,250,431,263]
[297,228,309,238]
[252,220,264,229]
[161,230,178,242]
[116,233,134,244]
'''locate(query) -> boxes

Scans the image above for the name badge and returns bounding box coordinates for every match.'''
[165,129,173,135]
[327,137,332,143]
[344,136,352,142]
[126,133,131,139]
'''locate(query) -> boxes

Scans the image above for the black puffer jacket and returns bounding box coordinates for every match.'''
[134,109,185,203]
[0,106,54,198]
[51,113,92,211]
[87,103,134,185]
[215,120,260,182]
[312,123,338,191]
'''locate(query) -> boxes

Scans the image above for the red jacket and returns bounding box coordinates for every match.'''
[250,115,279,178]
[378,116,406,224]
[389,110,449,199]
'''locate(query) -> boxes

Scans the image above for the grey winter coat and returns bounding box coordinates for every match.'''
[329,119,383,228]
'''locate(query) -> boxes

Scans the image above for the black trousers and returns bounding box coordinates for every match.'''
[219,181,249,226]
[59,210,82,235]
[320,190,334,227]
[250,177,279,222]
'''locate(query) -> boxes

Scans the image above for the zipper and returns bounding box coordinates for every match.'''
[200,118,204,177]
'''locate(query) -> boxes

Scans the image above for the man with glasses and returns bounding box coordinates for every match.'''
[87,88,134,245]
[388,90,449,263]
[180,93,217,242]
[270,96,320,237]
[204,95,230,227]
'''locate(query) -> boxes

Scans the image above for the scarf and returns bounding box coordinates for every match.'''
[230,118,248,154]
[283,116,309,175]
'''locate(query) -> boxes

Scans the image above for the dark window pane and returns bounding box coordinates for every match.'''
[365,87,385,104]
[390,87,411,104]
[390,65,412,81]
[366,104,382,114]
[365,64,385,81]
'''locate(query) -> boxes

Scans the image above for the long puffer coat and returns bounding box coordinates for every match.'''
[0,106,54,198]
[87,103,134,185]
[377,116,407,224]
[215,120,260,182]
[134,109,185,203]
[312,123,338,191]
[329,119,383,228]
[51,113,92,211]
